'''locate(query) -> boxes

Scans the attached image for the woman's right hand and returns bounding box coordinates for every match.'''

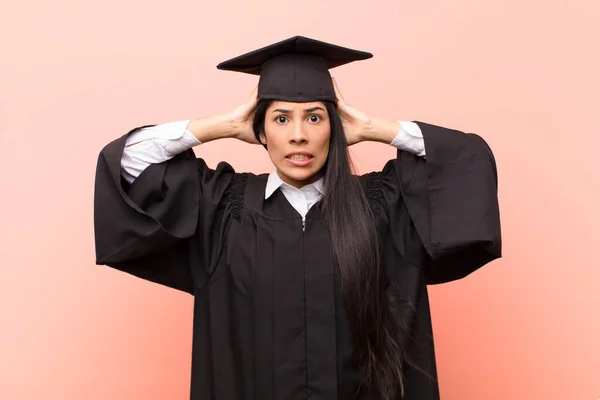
[228,86,259,145]
[187,87,259,144]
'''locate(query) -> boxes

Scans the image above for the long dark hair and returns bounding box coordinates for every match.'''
[253,99,406,399]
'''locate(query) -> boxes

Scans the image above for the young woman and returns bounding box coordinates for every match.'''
[94,36,501,400]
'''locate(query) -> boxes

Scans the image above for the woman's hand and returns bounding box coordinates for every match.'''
[229,86,260,145]
[332,77,371,146]
[186,87,260,144]
[333,78,403,145]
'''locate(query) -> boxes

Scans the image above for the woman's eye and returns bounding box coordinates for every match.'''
[276,116,288,124]
[309,114,321,122]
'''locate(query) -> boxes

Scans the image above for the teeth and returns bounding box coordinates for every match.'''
[290,155,309,161]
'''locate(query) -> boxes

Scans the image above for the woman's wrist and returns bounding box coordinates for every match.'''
[361,117,401,144]
[186,113,237,143]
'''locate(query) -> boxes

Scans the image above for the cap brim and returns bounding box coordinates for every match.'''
[216,35,373,75]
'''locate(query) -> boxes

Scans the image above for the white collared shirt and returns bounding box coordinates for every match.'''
[265,171,325,219]
[121,119,425,219]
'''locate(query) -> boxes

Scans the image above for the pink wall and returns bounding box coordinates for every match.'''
[1,0,598,399]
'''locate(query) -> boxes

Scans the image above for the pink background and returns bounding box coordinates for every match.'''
[1,0,598,399]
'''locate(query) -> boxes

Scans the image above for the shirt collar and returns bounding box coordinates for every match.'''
[264,170,325,199]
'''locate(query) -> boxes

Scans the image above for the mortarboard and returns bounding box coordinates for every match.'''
[216,36,373,102]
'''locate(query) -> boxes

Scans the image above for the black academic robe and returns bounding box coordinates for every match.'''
[94,121,501,400]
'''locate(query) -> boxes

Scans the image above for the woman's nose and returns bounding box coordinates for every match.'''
[290,121,308,143]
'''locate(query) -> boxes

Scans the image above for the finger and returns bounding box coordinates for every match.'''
[331,77,346,105]
[248,85,258,103]
[240,87,259,119]
[243,86,258,109]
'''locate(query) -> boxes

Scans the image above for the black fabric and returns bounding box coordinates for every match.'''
[216,36,372,102]
[93,122,502,399]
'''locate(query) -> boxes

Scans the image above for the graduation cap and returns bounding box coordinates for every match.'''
[217,36,373,102]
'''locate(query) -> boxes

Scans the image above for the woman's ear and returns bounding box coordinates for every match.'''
[259,132,267,145]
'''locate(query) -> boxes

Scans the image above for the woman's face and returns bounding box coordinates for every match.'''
[261,101,331,188]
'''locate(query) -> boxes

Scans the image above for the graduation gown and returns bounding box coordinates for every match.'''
[94,121,501,400]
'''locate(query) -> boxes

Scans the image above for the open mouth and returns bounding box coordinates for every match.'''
[286,153,314,166]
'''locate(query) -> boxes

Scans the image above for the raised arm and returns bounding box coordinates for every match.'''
[333,78,501,283]
[121,87,259,183]
[332,77,426,156]
[94,88,259,293]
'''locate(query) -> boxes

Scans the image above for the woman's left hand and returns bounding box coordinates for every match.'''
[332,77,371,146]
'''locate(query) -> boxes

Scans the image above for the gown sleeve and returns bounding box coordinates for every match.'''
[378,121,502,284]
[93,125,240,294]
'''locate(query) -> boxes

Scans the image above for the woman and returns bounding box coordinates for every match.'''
[94,36,501,400]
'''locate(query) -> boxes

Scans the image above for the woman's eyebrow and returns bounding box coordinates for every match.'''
[272,107,325,113]
[304,106,325,113]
